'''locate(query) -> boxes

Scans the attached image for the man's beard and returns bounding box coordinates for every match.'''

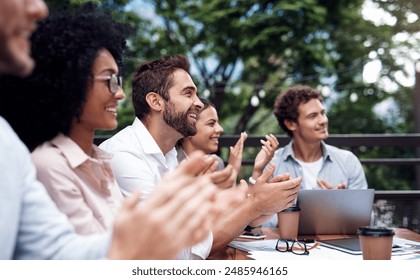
[163,100,198,137]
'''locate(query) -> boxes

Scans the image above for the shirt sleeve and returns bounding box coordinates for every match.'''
[347,153,368,189]
[191,232,213,259]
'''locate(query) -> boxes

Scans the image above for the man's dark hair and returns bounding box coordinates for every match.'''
[132,55,190,120]
[0,3,130,151]
[199,97,215,112]
[274,85,323,137]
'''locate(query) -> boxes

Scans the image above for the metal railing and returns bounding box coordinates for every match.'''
[214,133,420,166]
[95,132,420,171]
[94,133,420,233]
[217,134,420,233]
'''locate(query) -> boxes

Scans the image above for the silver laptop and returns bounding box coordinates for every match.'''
[297,189,375,235]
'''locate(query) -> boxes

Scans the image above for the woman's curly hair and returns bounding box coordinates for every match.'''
[0,3,131,151]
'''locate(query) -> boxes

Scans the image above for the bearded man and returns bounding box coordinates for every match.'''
[100,55,301,259]
[100,55,204,199]
[100,55,214,260]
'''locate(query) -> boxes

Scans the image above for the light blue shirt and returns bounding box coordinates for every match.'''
[270,140,368,190]
[0,117,109,259]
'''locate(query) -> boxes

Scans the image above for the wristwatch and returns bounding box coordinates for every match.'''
[248,176,256,185]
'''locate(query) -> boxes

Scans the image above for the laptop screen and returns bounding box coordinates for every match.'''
[297,189,375,235]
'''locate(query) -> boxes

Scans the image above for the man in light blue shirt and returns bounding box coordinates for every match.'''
[252,85,367,190]
[268,140,367,190]
[252,86,367,227]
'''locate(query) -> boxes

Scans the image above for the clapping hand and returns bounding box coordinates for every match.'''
[317,178,346,189]
[248,163,301,227]
[252,134,279,179]
[227,132,248,174]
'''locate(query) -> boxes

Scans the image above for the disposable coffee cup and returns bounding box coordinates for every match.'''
[357,226,395,260]
[277,206,300,239]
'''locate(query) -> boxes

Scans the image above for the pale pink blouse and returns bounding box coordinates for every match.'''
[31,134,123,235]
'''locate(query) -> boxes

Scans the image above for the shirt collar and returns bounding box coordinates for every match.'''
[282,140,331,162]
[320,141,331,161]
[51,133,112,168]
[132,117,178,159]
[282,140,294,160]
[132,117,163,155]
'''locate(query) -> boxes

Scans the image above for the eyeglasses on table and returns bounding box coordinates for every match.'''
[275,239,320,255]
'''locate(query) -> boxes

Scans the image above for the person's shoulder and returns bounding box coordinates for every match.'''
[325,143,351,153]
[31,142,68,171]
[31,140,57,155]
[99,126,135,151]
[272,145,288,159]
[325,143,358,160]
[0,116,11,130]
[0,117,34,178]
[215,154,225,171]
[0,117,23,147]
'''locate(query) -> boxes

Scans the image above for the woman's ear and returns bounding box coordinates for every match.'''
[145,92,163,112]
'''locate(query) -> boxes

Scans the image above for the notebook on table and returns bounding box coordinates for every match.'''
[297,189,375,235]
[319,237,404,255]
[320,237,363,254]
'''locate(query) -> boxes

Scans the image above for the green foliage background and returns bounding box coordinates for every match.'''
[44,0,420,191]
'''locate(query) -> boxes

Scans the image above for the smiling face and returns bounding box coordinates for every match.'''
[287,98,329,143]
[163,69,203,137]
[0,0,48,77]
[187,106,224,154]
[74,49,125,133]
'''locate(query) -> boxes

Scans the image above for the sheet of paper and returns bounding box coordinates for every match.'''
[228,237,420,260]
[228,239,278,252]
[391,237,420,260]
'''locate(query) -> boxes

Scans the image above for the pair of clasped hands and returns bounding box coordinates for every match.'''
[198,132,303,228]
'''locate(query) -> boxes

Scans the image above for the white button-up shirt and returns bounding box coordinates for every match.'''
[100,118,213,259]
[100,118,178,200]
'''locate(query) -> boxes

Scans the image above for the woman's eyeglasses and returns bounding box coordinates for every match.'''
[93,73,123,95]
[275,239,320,255]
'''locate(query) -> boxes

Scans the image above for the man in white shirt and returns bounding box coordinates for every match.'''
[100,55,302,258]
